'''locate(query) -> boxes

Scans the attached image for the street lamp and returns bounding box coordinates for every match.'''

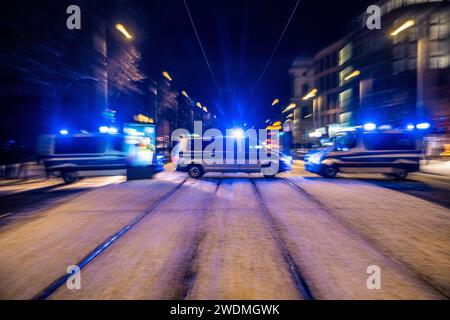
[391,20,415,36]
[162,71,173,81]
[115,23,133,39]
[302,89,318,100]
[344,70,360,81]
[282,103,296,113]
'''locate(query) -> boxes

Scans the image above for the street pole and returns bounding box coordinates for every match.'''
[417,35,428,122]
[153,80,158,125]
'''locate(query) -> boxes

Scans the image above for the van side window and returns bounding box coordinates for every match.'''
[112,137,124,152]
[363,133,416,150]
[335,133,357,151]
[55,137,107,154]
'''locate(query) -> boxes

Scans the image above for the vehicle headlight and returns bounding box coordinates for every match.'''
[307,153,322,164]
[156,155,165,165]
[280,155,293,164]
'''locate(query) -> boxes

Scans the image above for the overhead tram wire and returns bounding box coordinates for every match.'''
[183,0,222,94]
[246,0,302,104]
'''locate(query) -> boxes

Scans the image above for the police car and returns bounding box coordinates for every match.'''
[304,129,421,179]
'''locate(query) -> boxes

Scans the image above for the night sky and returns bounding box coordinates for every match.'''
[2,0,375,130]
[135,0,374,127]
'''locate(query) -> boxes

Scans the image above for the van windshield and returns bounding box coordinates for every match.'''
[334,132,357,151]
[55,137,107,154]
[362,133,416,151]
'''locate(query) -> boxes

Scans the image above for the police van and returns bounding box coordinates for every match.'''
[304,130,421,179]
[37,134,128,183]
[173,135,293,178]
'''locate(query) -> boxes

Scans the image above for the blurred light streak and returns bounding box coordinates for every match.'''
[115,24,133,39]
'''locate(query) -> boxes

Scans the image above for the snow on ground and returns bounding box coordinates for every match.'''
[52,175,301,300]
[421,160,450,176]
[0,170,448,300]
[51,178,217,299]
[188,176,301,300]
[0,173,185,299]
[285,175,450,297]
[255,177,442,299]
[0,179,61,197]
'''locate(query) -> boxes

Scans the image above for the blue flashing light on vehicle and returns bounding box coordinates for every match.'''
[363,123,377,131]
[108,127,119,134]
[59,129,69,135]
[98,126,120,134]
[99,126,109,133]
[416,122,431,130]
[231,128,245,139]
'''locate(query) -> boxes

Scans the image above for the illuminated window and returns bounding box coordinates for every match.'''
[339,43,353,66]
[340,66,354,86]
[430,25,439,40]
[339,89,353,111]
[429,56,449,69]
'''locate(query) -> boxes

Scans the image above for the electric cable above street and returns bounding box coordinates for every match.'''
[247,0,302,104]
[183,0,222,93]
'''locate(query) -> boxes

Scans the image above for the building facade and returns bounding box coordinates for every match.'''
[339,0,450,133]
[288,56,315,145]
[313,40,344,136]
[290,0,450,143]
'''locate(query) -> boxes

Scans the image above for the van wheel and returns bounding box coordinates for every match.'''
[261,166,277,178]
[62,172,78,184]
[188,165,204,179]
[321,166,338,178]
[393,169,408,180]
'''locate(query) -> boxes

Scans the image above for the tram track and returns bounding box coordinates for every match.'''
[249,178,314,300]
[32,177,191,300]
[178,178,223,300]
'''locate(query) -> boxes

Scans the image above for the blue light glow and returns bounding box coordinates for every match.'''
[232,128,245,139]
[108,127,119,134]
[406,124,415,130]
[363,123,377,131]
[60,129,69,135]
[416,122,430,130]
[99,126,109,133]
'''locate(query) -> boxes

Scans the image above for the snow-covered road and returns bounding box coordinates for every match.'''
[0,171,448,300]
